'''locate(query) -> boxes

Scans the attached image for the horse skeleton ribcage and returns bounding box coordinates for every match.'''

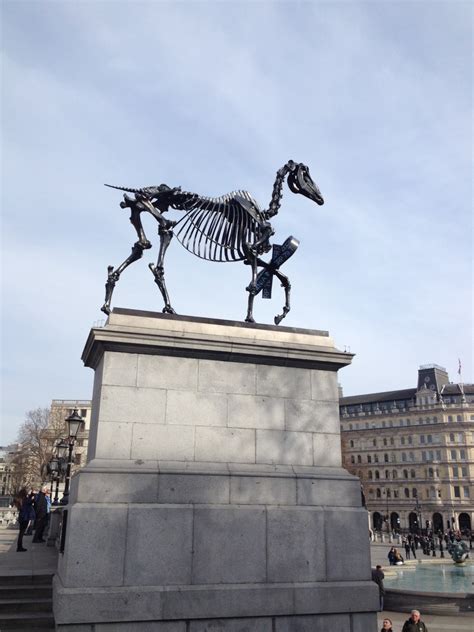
[172,190,264,262]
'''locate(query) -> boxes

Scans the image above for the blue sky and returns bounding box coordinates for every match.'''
[1,0,472,443]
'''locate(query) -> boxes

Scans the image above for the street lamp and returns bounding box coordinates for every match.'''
[49,454,62,505]
[60,409,82,505]
[414,493,422,535]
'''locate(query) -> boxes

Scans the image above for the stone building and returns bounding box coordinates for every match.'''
[340,364,474,534]
[47,399,92,472]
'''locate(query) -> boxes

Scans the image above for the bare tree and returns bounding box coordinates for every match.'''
[11,406,66,491]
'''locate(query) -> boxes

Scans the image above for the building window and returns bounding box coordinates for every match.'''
[450,449,457,460]
[376,488,381,498]
[461,466,468,477]
[384,453,389,462]
[351,456,355,464]
[427,435,432,444]
[433,416,438,423]
[392,470,397,479]
[436,450,441,460]
[357,455,362,463]
[404,488,410,498]
[385,470,390,479]
[448,416,453,422]
[402,453,407,462]
[449,432,455,442]
[368,471,373,479]
[409,452,415,462]
[454,486,461,498]
[350,440,354,447]
[81,409,87,418]
[383,438,387,446]
[408,437,413,445]
[410,469,416,479]
[373,439,377,447]
[401,437,406,445]
[403,469,408,478]
[457,415,462,422]
[452,466,459,477]
[428,467,434,478]
[374,455,379,463]
[375,470,380,479]
[412,488,418,498]
[390,437,394,445]
[460,449,466,460]
[463,486,470,498]
[367,455,372,463]
[420,435,425,444]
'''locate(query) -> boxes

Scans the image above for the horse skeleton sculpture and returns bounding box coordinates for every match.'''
[102,160,324,324]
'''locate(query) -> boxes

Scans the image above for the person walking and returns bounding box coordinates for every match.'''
[404,538,411,559]
[380,618,393,632]
[401,609,428,632]
[371,565,385,611]
[12,489,32,552]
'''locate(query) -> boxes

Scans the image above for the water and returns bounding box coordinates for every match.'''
[385,562,474,594]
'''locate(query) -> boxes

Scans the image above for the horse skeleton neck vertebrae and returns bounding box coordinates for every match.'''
[101,160,324,325]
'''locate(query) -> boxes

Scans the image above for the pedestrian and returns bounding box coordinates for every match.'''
[12,488,32,552]
[404,539,411,559]
[24,489,36,535]
[387,546,396,565]
[410,540,417,559]
[371,564,385,611]
[380,617,393,632]
[32,486,49,543]
[401,609,428,632]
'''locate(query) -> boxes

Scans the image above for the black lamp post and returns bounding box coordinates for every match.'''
[49,454,62,505]
[60,409,82,505]
[414,494,422,535]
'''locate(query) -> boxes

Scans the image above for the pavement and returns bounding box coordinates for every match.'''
[0,526,57,576]
[0,527,472,631]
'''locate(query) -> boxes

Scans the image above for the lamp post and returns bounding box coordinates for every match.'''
[383,488,390,534]
[59,409,82,505]
[49,454,62,505]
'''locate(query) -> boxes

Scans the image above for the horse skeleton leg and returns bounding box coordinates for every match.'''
[101,241,151,315]
[149,220,176,314]
[273,269,291,325]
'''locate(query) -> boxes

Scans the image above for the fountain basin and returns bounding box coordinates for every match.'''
[384,562,474,616]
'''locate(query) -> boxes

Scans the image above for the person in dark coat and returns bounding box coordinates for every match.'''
[387,546,396,565]
[371,565,385,610]
[32,487,49,543]
[13,489,32,552]
[401,609,428,632]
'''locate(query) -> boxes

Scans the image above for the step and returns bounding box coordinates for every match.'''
[0,584,52,599]
[0,597,52,614]
[0,612,55,629]
[0,573,53,586]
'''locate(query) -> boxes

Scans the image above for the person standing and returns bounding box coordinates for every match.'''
[401,609,428,632]
[13,489,32,552]
[371,565,385,611]
[32,486,49,543]
[387,546,396,565]
[404,538,411,559]
[380,618,393,632]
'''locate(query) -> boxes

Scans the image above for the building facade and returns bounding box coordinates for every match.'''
[340,364,474,534]
[47,400,92,472]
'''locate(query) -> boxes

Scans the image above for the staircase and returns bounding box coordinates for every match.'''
[0,572,54,631]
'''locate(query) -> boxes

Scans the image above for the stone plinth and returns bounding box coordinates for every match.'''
[53,309,378,631]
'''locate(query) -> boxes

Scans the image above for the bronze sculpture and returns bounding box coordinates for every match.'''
[102,160,324,324]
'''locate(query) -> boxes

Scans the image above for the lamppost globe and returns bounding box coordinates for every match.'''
[56,441,68,460]
[66,409,83,439]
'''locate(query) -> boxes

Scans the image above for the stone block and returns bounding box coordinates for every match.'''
[57,505,127,587]
[87,356,104,462]
[230,475,296,505]
[325,509,372,581]
[53,577,164,624]
[284,399,339,434]
[100,385,167,424]
[95,624,185,632]
[76,471,159,503]
[267,507,325,582]
[275,614,349,632]
[293,581,377,613]
[256,365,310,399]
[137,355,198,391]
[158,473,230,504]
[192,507,266,583]
[312,433,342,467]
[190,618,272,632]
[95,422,133,459]
[102,351,138,387]
[131,424,195,461]
[166,390,228,427]
[351,612,378,632]
[310,370,339,401]
[256,430,313,466]
[228,394,285,430]
[124,506,193,585]
[162,585,294,619]
[198,359,256,394]
[296,477,360,507]
[195,427,255,463]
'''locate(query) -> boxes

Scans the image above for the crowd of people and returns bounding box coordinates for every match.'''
[12,486,51,552]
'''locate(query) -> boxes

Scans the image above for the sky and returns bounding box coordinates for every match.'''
[1,0,472,444]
